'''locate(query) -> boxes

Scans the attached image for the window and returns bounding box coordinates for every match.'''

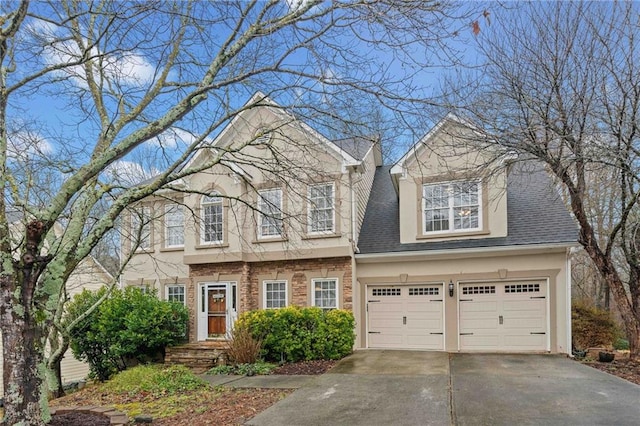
[308,183,335,234]
[258,188,283,238]
[423,180,480,233]
[164,204,184,248]
[131,206,151,250]
[201,193,223,243]
[166,285,186,304]
[263,280,287,308]
[312,278,338,310]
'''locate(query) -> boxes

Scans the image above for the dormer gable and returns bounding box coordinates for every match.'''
[391,114,509,244]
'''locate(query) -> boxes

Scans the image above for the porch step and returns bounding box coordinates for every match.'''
[165,342,229,373]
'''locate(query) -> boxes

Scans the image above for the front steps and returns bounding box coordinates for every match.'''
[165,341,228,373]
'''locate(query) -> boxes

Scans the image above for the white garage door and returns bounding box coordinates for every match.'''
[367,284,444,350]
[459,282,547,351]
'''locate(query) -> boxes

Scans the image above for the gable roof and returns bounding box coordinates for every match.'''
[390,113,484,176]
[182,92,361,174]
[331,136,375,161]
[356,162,578,255]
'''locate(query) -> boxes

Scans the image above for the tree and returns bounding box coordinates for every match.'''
[445,1,640,358]
[0,1,476,423]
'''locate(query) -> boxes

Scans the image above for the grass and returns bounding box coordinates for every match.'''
[208,361,276,376]
[103,364,207,396]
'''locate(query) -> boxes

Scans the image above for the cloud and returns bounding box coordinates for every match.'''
[147,128,199,149]
[106,160,160,185]
[28,17,156,88]
[7,131,54,160]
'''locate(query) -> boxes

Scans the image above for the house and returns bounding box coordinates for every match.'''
[121,95,577,356]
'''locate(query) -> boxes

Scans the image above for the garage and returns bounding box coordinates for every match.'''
[367,284,444,350]
[458,281,548,352]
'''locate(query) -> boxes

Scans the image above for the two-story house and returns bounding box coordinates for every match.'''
[121,96,577,356]
[122,93,380,344]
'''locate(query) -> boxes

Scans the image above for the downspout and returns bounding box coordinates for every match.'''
[566,247,575,355]
[347,164,361,348]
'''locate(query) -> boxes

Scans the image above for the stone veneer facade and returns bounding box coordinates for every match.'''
[186,256,353,342]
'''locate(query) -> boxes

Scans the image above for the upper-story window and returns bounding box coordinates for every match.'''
[308,183,334,234]
[164,204,184,248]
[201,193,223,244]
[258,188,283,238]
[131,206,151,250]
[422,180,481,234]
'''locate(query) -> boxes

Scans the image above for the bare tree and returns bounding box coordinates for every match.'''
[0,1,476,423]
[445,2,640,358]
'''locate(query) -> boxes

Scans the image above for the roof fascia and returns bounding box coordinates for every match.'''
[355,242,576,263]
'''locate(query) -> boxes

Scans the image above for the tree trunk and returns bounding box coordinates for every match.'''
[46,341,66,399]
[1,281,49,425]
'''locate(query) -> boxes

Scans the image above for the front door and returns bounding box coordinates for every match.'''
[208,288,227,336]
[198,282,237,340]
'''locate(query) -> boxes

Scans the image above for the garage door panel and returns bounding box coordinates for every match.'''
[368,285,443,350]
[461,301,498,312]
[459,282,547,352]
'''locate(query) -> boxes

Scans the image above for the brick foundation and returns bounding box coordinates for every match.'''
[187,257,352,343]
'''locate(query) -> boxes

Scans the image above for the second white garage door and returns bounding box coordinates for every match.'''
[367,284,444,350]
[458,281,548,352]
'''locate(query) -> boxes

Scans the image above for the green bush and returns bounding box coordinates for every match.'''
[571,300,619,350]
[67,286,189,381]
[613,338,630,350]
[238,306,355,362]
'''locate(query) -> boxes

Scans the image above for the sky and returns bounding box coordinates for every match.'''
[6,0,489,188]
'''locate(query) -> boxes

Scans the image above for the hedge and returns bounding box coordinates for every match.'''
[236,306,355,362]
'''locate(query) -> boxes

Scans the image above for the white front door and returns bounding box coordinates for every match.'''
[197,282,237,340]
[367,284,444,350]
[458,281,548,351]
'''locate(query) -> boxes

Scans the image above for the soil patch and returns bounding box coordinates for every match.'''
[49,411,110,426]
[271,359,337,375]
[582,358,640,385]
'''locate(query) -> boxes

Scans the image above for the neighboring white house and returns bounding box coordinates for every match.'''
[1,219,113,394]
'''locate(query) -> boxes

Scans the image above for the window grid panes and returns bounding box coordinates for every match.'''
[258,188,283,238]
[313,279,337,310]
[264,281,287,309]
[202,194,223,243]
[309,184,334,233]
[166,285,185,304]
[423,181,480,233]
[131,207,151,249]
[165,204,184,247]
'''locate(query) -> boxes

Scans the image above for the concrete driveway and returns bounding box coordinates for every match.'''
[247,350,640,426]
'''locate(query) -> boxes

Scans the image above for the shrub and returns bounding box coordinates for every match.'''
[613,338,630,350]
[67,287,189,381]
[238,306,355,362]
[226,323,262,364]
[571,299,619,350]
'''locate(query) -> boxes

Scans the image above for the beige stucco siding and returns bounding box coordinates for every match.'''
[355,247,570,354]
[396,120,508,244]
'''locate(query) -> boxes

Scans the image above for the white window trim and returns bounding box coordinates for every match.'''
[311,278,339,310]
[257,188,283,239]
[164,204,184,248]
[165,284,186,305]
[132,206,152,251]
[308,182,335,235]
[200,194,224,244]
[422,179,482,236]
[263,280,288,309]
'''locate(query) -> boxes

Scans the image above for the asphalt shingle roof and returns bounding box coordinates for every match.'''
[357,162,578,254]
[331,137,374,161]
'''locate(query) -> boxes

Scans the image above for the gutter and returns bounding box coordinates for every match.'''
[355,242,577,262]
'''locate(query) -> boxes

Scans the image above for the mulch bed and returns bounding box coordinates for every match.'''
[582,358,640,385]
[271,359,337,375]
[49,411,110,426]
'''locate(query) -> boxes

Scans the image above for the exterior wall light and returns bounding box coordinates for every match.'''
[449,280,454,297]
